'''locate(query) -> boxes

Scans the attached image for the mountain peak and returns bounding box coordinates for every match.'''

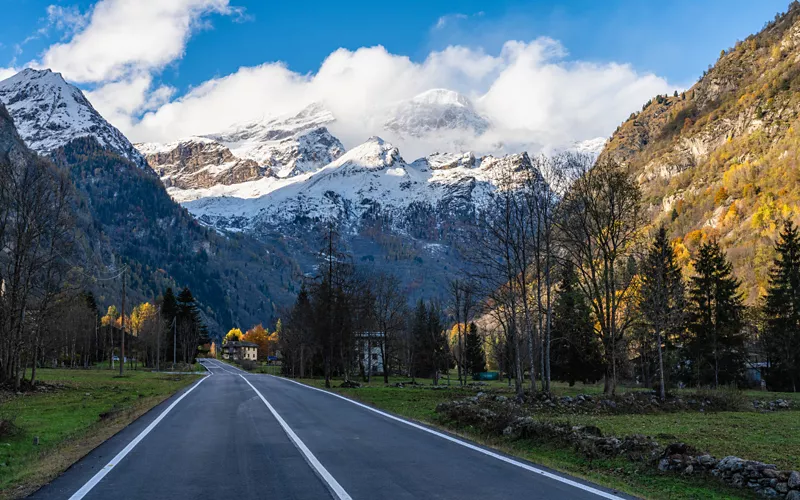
[0,68,148,168]
[384,88,490,139]
[327,136,401,172]
[203,103,344,178]
[411,89,474,108]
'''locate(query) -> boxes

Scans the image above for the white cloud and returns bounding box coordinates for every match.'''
[45,5,90,38]
[14,0,674,159]
[0,68,18,82]
[85,75,175,131]
[40,0,237,83]
[124,39,673,159]
[435,13,468,30]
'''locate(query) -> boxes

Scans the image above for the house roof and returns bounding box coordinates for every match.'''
[224,341,258,348]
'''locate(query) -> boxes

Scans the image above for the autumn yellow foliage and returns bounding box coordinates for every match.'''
[225,328,242,342]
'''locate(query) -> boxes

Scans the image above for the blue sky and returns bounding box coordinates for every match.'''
[4,0,789,91]
[0,0,794,154]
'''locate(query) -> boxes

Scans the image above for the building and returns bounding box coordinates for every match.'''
[222,341,258,362]
[355,332,385,375]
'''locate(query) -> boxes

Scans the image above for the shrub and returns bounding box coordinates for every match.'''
[0,410,19,438]
[240,359,257,371]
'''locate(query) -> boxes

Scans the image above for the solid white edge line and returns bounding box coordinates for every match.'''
[68,373,210,500]
[272,376,626,500]
[239,375,352,500]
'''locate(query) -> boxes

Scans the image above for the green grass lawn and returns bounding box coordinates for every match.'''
[0,369,198,499]
[570,410,800,470]
[288,375,796,499]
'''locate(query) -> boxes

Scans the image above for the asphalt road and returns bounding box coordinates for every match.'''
[31,360,634,500]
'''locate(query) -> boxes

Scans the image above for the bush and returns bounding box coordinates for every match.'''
[240,359,257,371]
[0,408,20,438]
[692,386,748,411]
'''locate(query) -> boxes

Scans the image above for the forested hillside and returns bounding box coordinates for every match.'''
[600,1,800,301]
[0,103,294,334]
[60,136,299,329]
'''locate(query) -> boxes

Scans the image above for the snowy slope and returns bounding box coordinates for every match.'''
[384,89,490,139]
[138,103,346,187]
[0,69,147,168]
[206,103,345,177]
[136,136,266,189]
[570,137,607,158]
[175,136,534,236]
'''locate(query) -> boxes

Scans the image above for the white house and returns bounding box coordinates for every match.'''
[356,332,385,375]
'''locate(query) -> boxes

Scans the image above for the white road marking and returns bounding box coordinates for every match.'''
[68,373,210,500]
[272,376,626,500]
[239,375,352,500]
[201,359,242,375]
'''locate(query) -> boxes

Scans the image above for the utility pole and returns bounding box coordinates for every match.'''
[110,321,114,370]
[156,305,161,372]
[172,316,177,370]
[120,267,126,376]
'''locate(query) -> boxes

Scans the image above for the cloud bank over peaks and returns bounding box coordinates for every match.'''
[4,0,675,159]
[124,39,673,158]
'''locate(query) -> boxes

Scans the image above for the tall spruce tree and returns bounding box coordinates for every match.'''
[465,322,486,376]
[160,287,178,367]
[640,226,686,400]
[550,260,603,386]
[763,220,800,391]
[176,287,203,364]
[411,300,447,383]
[411,300,431,380]
[686,241,746,388]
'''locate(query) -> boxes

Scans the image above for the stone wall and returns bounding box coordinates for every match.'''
[436,393,799,499]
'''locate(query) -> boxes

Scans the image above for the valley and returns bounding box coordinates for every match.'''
[4,2,800,499]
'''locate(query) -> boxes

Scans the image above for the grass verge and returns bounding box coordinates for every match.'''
[288,376,787,499]
[0,369,198,499]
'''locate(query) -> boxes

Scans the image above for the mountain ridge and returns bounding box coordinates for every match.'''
[598,1,800,300]
[0,68,148,169]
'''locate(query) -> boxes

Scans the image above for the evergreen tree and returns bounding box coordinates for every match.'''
[83,291,99,317]
[161,287,178,322]
[686,241,746,387]
[411,300,447,383]
[159,287,178,366]
[176,287,203,363]
[465,322,486,376]
[639,226,686,399]
[550,260,603,386]
[410,300,430,380]
[763,220,800,391]
[427,301,447,385]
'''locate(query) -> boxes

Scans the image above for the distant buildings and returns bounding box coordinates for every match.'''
[222,341,258,362]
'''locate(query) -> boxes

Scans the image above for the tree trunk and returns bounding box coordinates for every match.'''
[657,329,666,401]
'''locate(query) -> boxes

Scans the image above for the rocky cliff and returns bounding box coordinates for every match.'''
[599,2,800,300]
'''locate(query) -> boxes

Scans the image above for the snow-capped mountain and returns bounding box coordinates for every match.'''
[206,103,345,178]
[174,136,532,238]
[384,89,490,139]
[136,137,267,189]
[138,103,345,187]
[164,134,537,298]
[570,137,607,158]
[0,69,147,168]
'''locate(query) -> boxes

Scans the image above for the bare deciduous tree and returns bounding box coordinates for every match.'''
[555,154,643,395]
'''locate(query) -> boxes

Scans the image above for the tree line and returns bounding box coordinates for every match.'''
[279,228,488,388]
[277,154,800,396]
[0,113,211,388]
[469,153,800,397]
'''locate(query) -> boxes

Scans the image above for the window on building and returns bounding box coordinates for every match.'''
[371,353,378,361]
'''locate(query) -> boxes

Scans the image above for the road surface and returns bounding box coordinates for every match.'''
[31,360,634,500]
